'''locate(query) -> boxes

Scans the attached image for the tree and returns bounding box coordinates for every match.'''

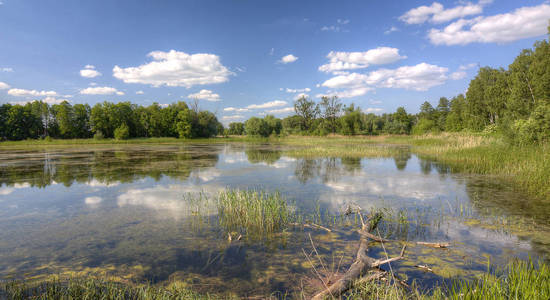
[319,96,342,134]
[245,117,270,137]
[228,122,245,135]
[340,104,363,135]
[264,115,282,135]
[114,123,130,140]
[294,96,319,131]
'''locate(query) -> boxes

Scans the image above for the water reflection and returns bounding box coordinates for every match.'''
[0,144,547,296]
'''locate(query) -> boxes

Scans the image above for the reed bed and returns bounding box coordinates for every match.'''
[217,189,291,238]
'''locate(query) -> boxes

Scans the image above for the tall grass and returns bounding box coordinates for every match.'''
[217,190,291,238]
[1,277,222,300]
[431,259,550,300]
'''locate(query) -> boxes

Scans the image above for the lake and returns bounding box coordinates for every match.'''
[0,143,548,297]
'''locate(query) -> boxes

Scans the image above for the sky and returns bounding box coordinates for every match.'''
[0,0,549,124]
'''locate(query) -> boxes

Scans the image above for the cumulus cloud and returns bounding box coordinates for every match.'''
[8,88,58,97]
[428,4,550,45]
[400,1,488,24]
[384,26,399,35]
[136,90,144,94]
[316,87,373,99]
[224,107,249,112]
[79,65,101,78]
[319,47,406,73]
[187,89,221,101]
[222,115,244,121]
[0,82,9,89]
[113,50,233,88]
[266,107,295,114]
[450,71,467,80]
[85,196,103,206]
[285,88,311,93]
[80,86,124,95]
[364,107,384,113]
[246,100,287,109]
[322,63,449,92]
[9,97,69,105]
[279,54,298,64]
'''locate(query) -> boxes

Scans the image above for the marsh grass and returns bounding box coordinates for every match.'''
[217,189,291,239]
[1,277,223,300]
[430,259,550,300]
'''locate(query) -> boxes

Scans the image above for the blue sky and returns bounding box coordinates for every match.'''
[0,0,549,124]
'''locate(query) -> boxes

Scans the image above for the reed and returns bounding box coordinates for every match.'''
[217,189,291,238]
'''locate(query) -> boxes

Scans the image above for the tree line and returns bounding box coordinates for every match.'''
[0,100,223,140]
[231,32,550,144]
[1,31,548,143]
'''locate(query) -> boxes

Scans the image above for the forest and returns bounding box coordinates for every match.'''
[1,33,549,144]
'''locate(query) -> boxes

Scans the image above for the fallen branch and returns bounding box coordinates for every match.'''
[290,222,332,233]
[415,241,449,248]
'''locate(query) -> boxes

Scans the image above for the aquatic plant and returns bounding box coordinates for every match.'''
[217,189,291,238]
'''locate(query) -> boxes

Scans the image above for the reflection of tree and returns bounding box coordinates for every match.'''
[294,157,361,184]
[0,146,219,188]
[392,149,412,171]
[294,158,319,184]
[244,149,281,165]
[341,157,361,173]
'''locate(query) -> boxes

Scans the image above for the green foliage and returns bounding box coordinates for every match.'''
[93,131,104,140]
[293,95,319,131]
[412,118,439,135]
[114,123,130,140]
[245,117,270,137]
[228,122,245,135]
[512,103,550,144]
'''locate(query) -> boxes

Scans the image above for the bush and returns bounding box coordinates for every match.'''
[512,104,550,144]
[412,118,439,135]
[114,124,130,140]
[93,131,104,140]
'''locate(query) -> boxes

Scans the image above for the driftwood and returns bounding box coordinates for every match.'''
[311,213,406,300]
[290,222,332,232]
[310,206,450,300]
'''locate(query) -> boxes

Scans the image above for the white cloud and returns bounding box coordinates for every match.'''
[0,82,9,89]
[321,19,350,32]
[79,65,101,78]
[450,71,467,80]
[9,97,69,105]
[285,88,311,93]
[370,99,382,105]
[319,47,406,73]
[136,90,144,94]
[293,93,309,100]
[113,50,233,88]
[266,107,295,114]
[222,115,245,121]
[316,87,373,99]
[246,100,287,109]
[1,67,13,72]
[322,63,449,92]
[8,88,57,97]
[428,4,550,45]
[364,107,384,113]
[279,54,298,64]
[187,89,221,101]
[459,63,477,70]
[224,107,249,112]
[384,26,399,35]
[80,86,124,95]
[399,1,487,24]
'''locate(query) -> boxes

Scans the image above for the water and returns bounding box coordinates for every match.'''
[0,143,548,296]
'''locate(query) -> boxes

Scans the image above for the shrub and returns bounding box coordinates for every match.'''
[114,124,130,140]
[412,118,439,135]
[512,103,550,144]
[93,131,104,140]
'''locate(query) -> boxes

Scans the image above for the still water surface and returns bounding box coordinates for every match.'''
[0,144,548,296]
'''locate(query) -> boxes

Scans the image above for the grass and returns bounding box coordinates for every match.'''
[1,277,225,300]
[216,189,291,239]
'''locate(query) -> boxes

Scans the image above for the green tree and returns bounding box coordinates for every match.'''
[319,96,342,134]
[293,96,319,131]
[114,123,130,140]
[245,117,270,137]
[228,122,245,135]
